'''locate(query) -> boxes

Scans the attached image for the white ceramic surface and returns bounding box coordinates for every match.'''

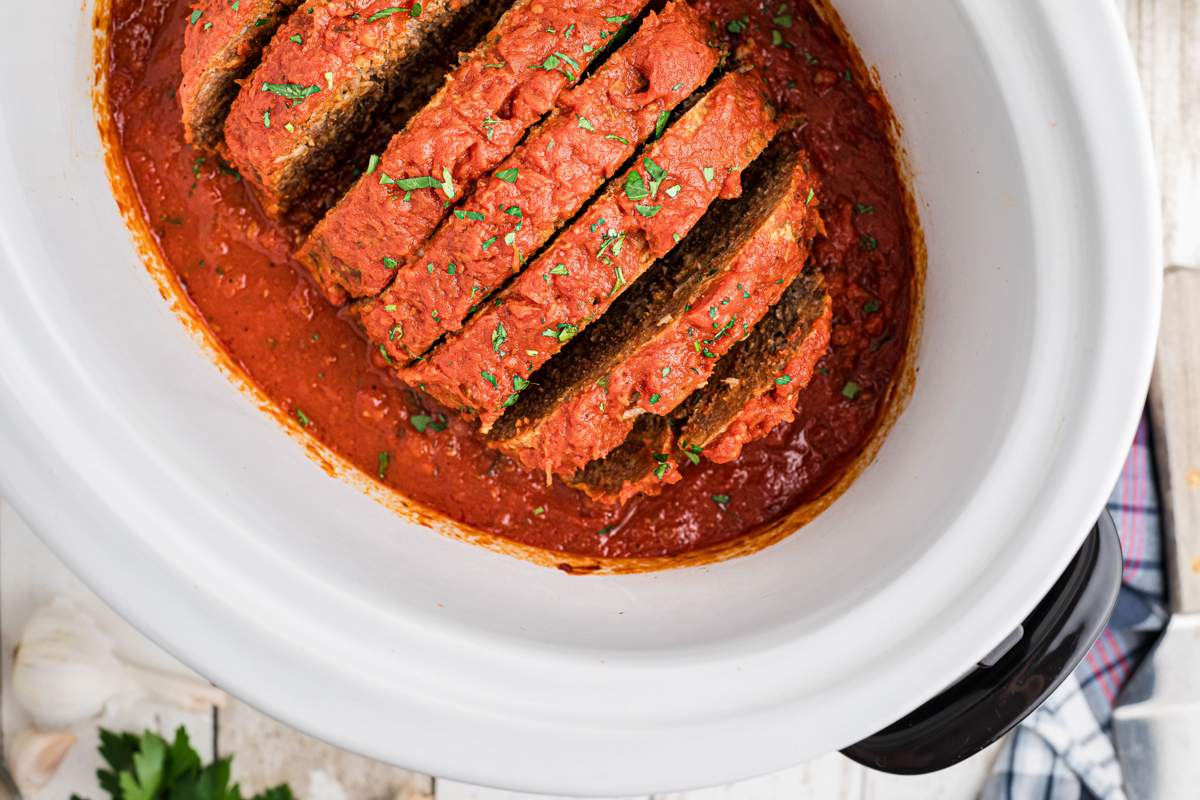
[0,0,1160,795]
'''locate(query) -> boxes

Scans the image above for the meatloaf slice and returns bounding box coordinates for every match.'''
[482,143,822,477]
[180,0,304,153]
[223,0,512,222]
[353,2,719,363]
[679,266,833,464]
[398,71,778,430]
[563,413,681,504]
[297,0,651,303]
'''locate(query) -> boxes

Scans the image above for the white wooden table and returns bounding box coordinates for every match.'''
[0,1,1192,798]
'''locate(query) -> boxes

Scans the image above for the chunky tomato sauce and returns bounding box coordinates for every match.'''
[106,0,914,560]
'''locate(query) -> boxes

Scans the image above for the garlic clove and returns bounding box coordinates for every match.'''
[124,664,227,712]
[6,728,76,800]
[12,599,131,730]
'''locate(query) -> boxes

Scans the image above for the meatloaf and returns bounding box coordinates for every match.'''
[563,413,681,504]
[352,2,719,364]
[223,0,510,222]
[483,143,822,477]
[180,0,304,153]
[297,0,650,304]
[398,71,778,429]
[679,266,833,464]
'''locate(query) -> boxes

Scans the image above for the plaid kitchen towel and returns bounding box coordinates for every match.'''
[981,412,1168,800]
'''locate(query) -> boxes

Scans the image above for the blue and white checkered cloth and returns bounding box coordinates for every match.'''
[982,412,1168,800]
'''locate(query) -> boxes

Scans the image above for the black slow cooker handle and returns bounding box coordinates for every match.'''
[842,508,1122,774]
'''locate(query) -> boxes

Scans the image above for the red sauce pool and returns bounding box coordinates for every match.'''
[104,0,915,559]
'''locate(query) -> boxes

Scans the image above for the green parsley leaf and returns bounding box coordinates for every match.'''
[366,154,380,174]
[495,167,519,183]
[860,234,878,251]
[410,1,421,16]
[454,209,485,221]
[441,166,455,198]
[549,263,569,275]
[482,236,497,250]
[378,451,390,479]
[772,29,783,45]
[263,109,270,127]
[624,171,648,201]
[189,9,202,24]
[533,506,545,515]
[411,414,433,432]
[655,109,670,138]
[295,409,311,427]
[855,202,875,213]
[289,34,302,43]
[577,115,596,131]
[368,7,405,20]
[604,134,631,144]
[605,14,631,22]
[842,381,861,399]
[712,494,731,504]
[650,394,662,403]
[492,322,507,353]
[382,257,398,269]
[773,14,792,26]
[775,375,792,385]
[261,81,321,100]
[661,367,671,377]
[726,18,746,33]
[634,203,662,217]
[665,184,681,199]
[702,166,714,182]
[394,175,441,190]
[863,299,880,313]
[481,371,498,389]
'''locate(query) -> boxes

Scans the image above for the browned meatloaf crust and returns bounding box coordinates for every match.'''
[223,0,509,222]
[352,2,720,363]
[180,0,304,153]
[397,71,778,430]
[483,142,823,478]
[563,413,681,504]
[679,266,833,464]
[297,0,652,303]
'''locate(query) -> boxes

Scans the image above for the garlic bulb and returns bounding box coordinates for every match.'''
[11,598,226,731]
[6,729,76,800]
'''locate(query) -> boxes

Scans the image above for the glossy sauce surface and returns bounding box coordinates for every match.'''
[107,0,913,559]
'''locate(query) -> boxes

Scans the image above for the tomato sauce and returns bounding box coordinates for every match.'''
[105,0,914,560]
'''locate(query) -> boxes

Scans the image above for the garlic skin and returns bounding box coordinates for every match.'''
[6,729,76,800]
[11,598,226,731]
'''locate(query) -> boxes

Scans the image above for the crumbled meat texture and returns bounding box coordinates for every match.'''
[564,413,681,504]
[484,142,823,477]
[352,1,719,362]
[398,71,778,430]
[223,0,509,221]
[680,268,833,463]
[180,0,304,153]
[297,0,652,303]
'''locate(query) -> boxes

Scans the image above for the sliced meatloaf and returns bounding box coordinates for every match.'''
[297,0,651,303]
[223,0,511,222]
[353,2,719,364]
[483,143,822,477]
[563,413,681,504]
[398,71,778,430]
[180,0,304,153]
[679,267,833,464]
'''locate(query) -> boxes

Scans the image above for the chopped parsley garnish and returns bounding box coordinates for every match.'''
[261,82,321,100]
[549,264,569,275]
[605,14,631,22]
[863,299,880,313]
[481,236,497,250]
[654,110,670,138]
[577,115,597,131]
[366,154,380,175]
[481,371,499,389]
[842,381,861,399]
[604,134,631,144]
[662,367,671,377]
[773,14,791,26]
[289,34,302,43]
[712,494,731,505]
[597,524,616,536]
[410,414,445,433]
[383,257,398,269]
[634,204,662,217]
[378,451,390,479]
[492,322,507,353]
[682,443,703,465]
[665,184,681,199]
[855,202,875,213]
[189,9,202,24]
[555,51,580,70]
[368,6,407,20]
[284,123,295,132]
[652,453,671,480]
[263,110,270,127]
[860,234,878,251]
[726,18,746,33]
[702,166,714,182]
[650,394,662,404]
[772,29,783,45]
[295,409,311,427]
[624,172,648,201]
[805,51,819,63]
[495,167,519,183]
[775,375,792,385]
[503,205,522,217]
[454,209,485,221]
[644,158,666,195]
